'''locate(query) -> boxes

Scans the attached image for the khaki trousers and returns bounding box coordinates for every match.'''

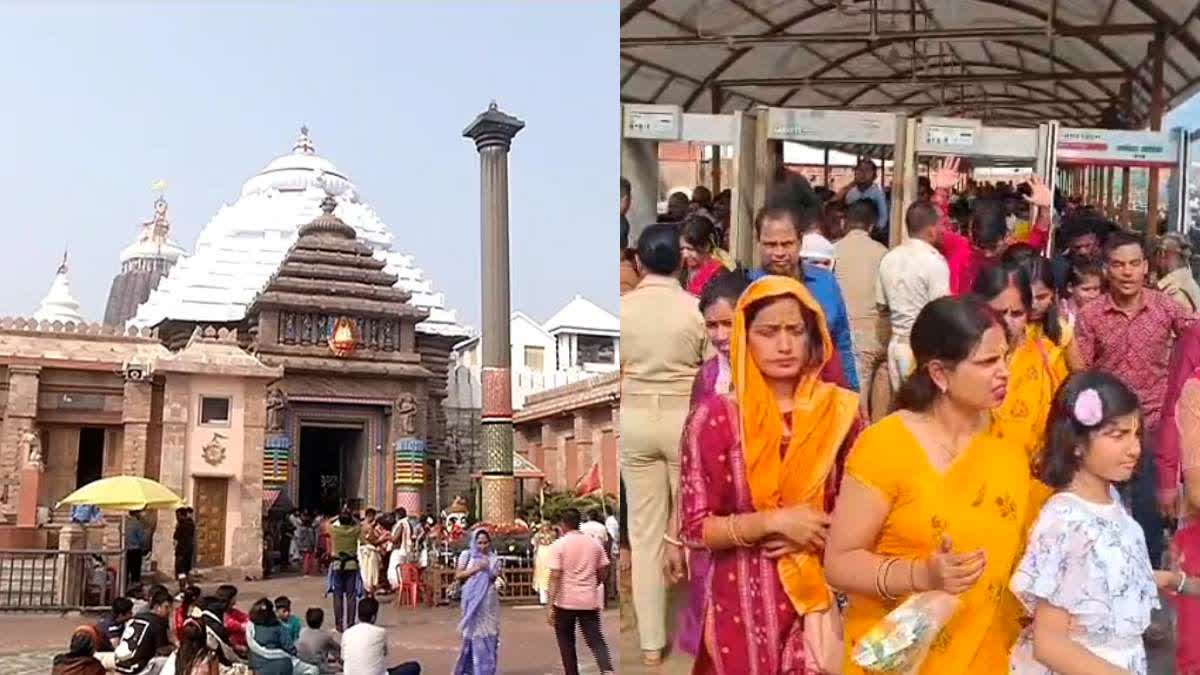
[620,392,689,652]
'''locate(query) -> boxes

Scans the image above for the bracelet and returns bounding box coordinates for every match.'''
[729,515,751,548]
[908,559,919,593]
[725,516,745,548]
[883,558,901,600]
[1178,572,1189,595]
[663,534,683,547]
[875,557,900,600]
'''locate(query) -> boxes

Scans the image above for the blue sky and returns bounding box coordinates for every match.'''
[1166,92,1200,129]
[0,2,617,331]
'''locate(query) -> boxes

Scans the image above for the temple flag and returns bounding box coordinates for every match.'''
[575,461,602,496]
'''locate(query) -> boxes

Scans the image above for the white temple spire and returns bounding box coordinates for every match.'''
[293,124,315,155]
[34,250,85,325]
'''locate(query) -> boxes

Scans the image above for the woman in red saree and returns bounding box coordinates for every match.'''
[680,217,727,297]
[678,275,862,674]
[1157,323,1200,675]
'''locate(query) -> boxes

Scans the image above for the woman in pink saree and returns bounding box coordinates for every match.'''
[673,271,852,659]
[677,276,862,674]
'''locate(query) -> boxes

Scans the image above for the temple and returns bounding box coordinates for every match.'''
[102,195,186,325]
[0,127,469,579]
[33,252,85,325]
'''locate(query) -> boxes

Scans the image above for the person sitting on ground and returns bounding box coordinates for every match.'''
[342,597,421,675]
[114,588,175,675]
[173,586,202,642]
[127,584,148,616]
[215,585,249,656]
[296,608,342,674]
[96,596,135,652]
[246,597,299,675]
[194,595,241,668]
[276,596,303,642]
[52,626,107,675]
[161,615,220,675]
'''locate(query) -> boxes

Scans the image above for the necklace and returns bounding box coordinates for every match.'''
[923,412,969,468]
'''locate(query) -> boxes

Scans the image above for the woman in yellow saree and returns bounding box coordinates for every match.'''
[973,263,1069,463]
[825,295,1033,674]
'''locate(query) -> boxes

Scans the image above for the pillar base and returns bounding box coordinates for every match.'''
[480,475,515,525]
[394,489,423,516]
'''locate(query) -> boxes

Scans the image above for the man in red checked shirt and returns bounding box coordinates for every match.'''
[1075,229,1197,568]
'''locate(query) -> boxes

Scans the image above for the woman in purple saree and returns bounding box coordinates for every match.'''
[453,528,503,675]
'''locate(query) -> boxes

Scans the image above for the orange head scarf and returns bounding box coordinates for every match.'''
[731,275,859,614]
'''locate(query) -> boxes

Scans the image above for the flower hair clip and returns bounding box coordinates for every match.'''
[1072,388,1104,427]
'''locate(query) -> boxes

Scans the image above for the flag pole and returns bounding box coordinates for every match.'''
[598,456,607,517]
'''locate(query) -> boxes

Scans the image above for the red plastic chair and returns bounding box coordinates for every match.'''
[399,564,422,608]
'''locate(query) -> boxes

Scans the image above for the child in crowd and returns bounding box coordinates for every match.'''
[275,595,302,642]
[1063,259,1102,319]
[215,584,249,657]
[1010,372,1160,674]
[296,607,342,674]
[173,585,202,642]
[297,515,318,576]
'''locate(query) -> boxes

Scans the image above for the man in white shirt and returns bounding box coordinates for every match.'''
[341,598,420,675]
[580,509,611,607]
[603,513,619,557]
[875,201,950,390]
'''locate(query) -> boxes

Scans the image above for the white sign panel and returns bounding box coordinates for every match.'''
[767,108,896,146]
[623,104,682,141]
[1057,128,1177,167]
[924,124,976,148]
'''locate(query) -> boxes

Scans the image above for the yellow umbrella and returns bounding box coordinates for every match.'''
[56,476,183,511]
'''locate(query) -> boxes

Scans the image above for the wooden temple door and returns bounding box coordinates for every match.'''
[194,478,228,568]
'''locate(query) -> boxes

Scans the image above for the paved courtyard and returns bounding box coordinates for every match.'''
[0,574,616,674]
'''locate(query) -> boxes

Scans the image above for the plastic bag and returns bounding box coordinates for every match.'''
[851,591,960,674]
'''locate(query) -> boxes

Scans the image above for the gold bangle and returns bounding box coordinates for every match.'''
[908,559,919,593]
[878,557,900,600]
[728,515,749,548]
[873,557,890,599]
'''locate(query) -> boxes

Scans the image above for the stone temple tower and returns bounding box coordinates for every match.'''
[103,192,186,325]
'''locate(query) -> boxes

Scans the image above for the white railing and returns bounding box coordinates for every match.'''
[446,365,610,410]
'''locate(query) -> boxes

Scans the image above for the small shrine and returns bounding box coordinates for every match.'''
[241,190,442,514]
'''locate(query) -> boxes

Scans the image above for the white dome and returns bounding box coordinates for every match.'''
[130,128,467,337]
[34,264,85,325]
[239,126,356,199]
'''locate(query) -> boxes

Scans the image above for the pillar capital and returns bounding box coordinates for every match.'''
[7,365,42,377]
[463,102,525,152]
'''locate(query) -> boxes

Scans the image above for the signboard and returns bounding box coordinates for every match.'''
[623,104,682,141]
[767,108,896,146]
[924,124,976,148]
[916,117,982,155]
[1057,128,1178,168]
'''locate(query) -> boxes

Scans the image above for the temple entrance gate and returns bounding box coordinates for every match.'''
[298,424,365,515]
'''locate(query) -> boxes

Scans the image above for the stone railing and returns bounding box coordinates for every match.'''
[0,317,160,340]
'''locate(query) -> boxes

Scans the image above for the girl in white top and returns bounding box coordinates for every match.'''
[1010,371,1160,675]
